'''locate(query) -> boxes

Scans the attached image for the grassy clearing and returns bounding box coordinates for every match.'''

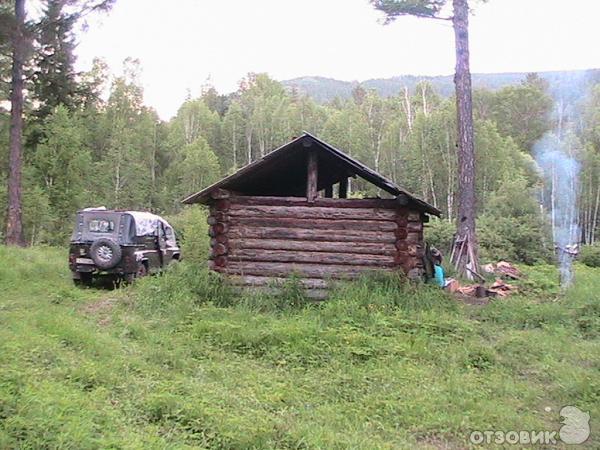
[0,246,598,449]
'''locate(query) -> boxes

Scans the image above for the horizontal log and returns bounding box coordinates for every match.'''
[228,248,396,267]
[228,226,397,243]
[407,222,423,232]
[230,217,398,232]
[406,231,423,243]
[230,238,397,256]
[230,195,404,209]
[229,275,331,290]
[228,204,398,221]
[219,261,395,279]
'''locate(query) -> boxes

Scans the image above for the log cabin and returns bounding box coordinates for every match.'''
[182,132,441,298]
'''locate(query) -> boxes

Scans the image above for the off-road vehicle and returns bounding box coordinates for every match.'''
[69,208,181,286]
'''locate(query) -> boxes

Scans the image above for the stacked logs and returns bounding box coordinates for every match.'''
[206,190,427,296]
[395,209,426,278]
[208,194,230,270]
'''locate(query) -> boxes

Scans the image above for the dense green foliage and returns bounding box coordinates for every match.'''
[4,65,599,262]
[1,2,599,262]
[1,246,599,448]
[580,244,600,268]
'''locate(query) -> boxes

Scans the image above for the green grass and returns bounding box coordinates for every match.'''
[0,246,599,449]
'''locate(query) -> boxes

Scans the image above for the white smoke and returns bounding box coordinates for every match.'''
[534,133,580,287]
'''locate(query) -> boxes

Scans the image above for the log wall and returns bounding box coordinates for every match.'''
[207,195,425,297]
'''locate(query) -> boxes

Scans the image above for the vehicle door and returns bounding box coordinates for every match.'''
[157,222,169,267]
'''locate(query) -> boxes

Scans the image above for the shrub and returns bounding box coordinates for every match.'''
[579,244,600,268]
[478,177,553,264]
[424,219,455,257]
[166,205,210,263]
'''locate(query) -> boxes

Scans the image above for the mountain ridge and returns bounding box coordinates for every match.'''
[282,69,600,103]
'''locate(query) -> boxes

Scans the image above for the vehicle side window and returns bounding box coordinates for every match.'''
[165,226,176,246]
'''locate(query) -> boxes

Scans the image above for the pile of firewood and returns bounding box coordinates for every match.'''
[446,261,521,299]
[482,261,522,279]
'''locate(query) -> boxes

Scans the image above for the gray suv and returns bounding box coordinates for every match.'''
[69,208,181,286]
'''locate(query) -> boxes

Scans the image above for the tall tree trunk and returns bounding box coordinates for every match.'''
[592,185,600,245]
[5,0,26,246]
[232,120,237,169]
[403,86,413,132]
[450,0,479,277]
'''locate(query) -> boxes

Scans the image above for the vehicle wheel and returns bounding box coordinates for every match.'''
[136,262,148,278]
[123,262,147,285]
[90,238,122,269]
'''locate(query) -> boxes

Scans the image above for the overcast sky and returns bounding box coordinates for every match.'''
[74,0,600,119]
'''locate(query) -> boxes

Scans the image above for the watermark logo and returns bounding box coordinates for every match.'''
[469,405,590,446]
[559,405,590,445]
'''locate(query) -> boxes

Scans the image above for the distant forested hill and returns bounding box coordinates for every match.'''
[282,69,600,102]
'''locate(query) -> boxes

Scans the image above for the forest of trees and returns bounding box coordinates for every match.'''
[1,1,599,264]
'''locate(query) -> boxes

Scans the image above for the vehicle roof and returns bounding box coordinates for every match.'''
[77,208,173,235]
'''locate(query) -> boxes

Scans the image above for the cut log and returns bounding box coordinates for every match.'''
[395,240,408,251]
[395,228,408,240]
[212,199,230,211]
[396,194,409,206]
[230,217,398,232]
[213,256,227,267]
[228,225,397,243]
[210,222,229,235]
[208,211,229,222]
[210,188,230,199]
[229,238,397,256]
[396,216,408,227]
[407,211,421,222]
[221,261,394,279]
[210,235,228,245]
[228,248,396,267]
[211,243,227,256]
[228,204,398,221]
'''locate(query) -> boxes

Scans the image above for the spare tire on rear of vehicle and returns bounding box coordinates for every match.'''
[90,238,122,269]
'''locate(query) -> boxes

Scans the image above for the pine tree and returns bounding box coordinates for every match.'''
[371,0,480,277]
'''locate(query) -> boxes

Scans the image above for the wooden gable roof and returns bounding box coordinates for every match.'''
[182,132,441,216]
